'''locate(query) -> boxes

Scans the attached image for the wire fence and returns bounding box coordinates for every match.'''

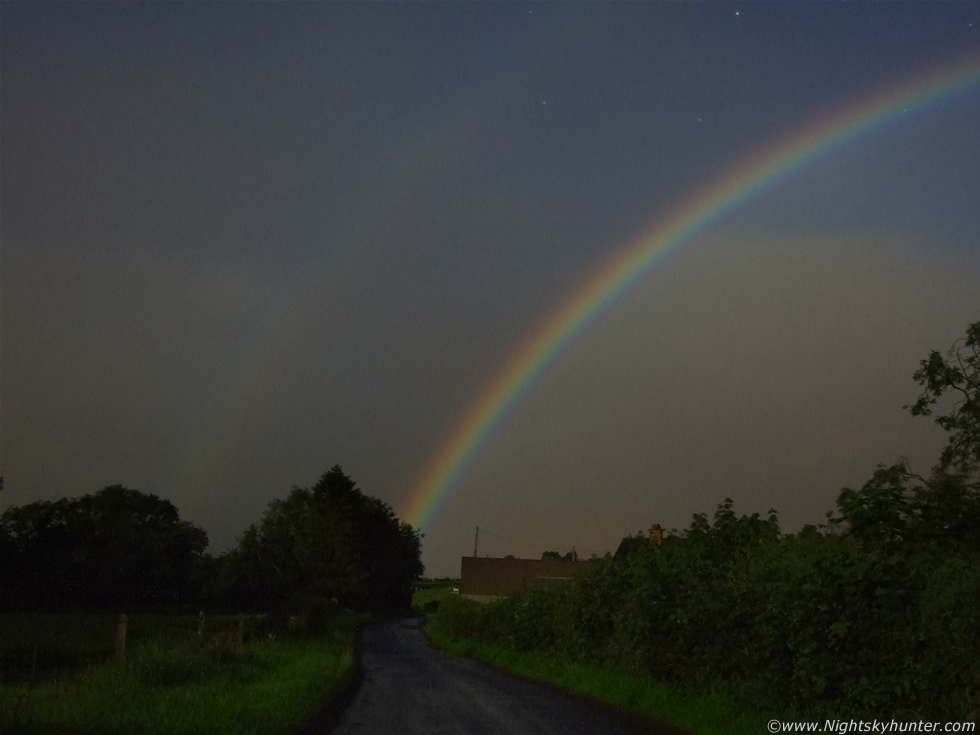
[0,611,261,684]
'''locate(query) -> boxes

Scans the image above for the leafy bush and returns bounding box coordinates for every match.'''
[440,507,979,719]
[438,324,980,720]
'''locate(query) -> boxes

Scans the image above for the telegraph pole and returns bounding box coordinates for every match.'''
[473,526,479,558]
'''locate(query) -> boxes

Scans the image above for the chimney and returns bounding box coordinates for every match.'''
[648,524,663,546]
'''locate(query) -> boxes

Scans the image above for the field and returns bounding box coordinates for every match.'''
[411,583,458,613]
[0,611,362,734]
[0,612,257,681]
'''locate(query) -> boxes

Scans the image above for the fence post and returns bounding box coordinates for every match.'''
[237,613,245,652]
[115,614,127,662]
[197,610,206,647]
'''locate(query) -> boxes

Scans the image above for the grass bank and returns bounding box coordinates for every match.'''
[411,584,456,613]
[425,615,768,735]
[0,612,262,681]
[0,612,363,735]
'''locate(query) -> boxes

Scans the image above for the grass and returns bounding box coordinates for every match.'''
[0,612,257,682]
[0,611,364,735]
[411,584,457,613]
[425,616,769,735]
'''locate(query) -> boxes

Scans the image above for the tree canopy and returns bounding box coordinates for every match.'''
[834,321,980,555]
[541,549,578,561]
[0,485,208,609]
[218,466,422,613]
[906,321,980,476]
[0,467,421,615]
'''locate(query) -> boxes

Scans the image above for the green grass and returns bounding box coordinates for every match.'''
[0,612,261,682]
[411,584,457,613]
[0,612,363,735]
[425,616,769,735]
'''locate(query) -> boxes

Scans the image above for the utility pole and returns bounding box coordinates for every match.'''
[473,526,479,558]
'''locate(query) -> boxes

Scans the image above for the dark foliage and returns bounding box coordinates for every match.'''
[439,322,980,721]
[0,486,208,610]
[216,465,423,614]
[1,467,421,617]
[906,321,980,476]
[541,550,578,561]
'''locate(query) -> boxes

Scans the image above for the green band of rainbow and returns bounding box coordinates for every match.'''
[404,52,980,531]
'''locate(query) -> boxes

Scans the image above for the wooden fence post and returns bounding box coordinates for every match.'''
[237,613,245,652]
[197,610,206,646]
[115,614,127,662]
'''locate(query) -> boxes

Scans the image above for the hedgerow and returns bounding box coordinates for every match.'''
[440,323,980,721]
[442,511,980,719]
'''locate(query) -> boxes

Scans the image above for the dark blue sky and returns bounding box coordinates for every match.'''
[3,2,979,576]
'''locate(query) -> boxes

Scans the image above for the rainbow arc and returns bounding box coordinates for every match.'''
[403,52,980,531]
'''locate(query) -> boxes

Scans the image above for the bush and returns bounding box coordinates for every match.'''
[438,501,980,720]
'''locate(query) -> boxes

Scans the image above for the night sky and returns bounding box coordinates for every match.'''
[2,2,979,577]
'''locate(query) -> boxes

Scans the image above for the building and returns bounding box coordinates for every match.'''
[459,556,593,603]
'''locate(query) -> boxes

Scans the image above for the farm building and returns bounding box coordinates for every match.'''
[459,524,663,602]
[459,556,593,603]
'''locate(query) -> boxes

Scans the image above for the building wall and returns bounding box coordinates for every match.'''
[459,556,592,601]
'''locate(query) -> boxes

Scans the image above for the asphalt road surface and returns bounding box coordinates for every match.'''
[326,618,686,735]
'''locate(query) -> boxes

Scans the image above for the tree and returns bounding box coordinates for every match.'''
[223,466,423,613]
[906,321,980,476]
[835,322,980,553]
[0,485,208,609]
[541,549,577,561]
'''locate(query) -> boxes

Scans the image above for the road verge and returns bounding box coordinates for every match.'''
[424,615,767,735]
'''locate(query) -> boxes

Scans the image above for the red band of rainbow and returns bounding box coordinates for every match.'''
[404,52,980,531]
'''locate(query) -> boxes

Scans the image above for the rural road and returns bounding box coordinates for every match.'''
[324,617,686,735]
